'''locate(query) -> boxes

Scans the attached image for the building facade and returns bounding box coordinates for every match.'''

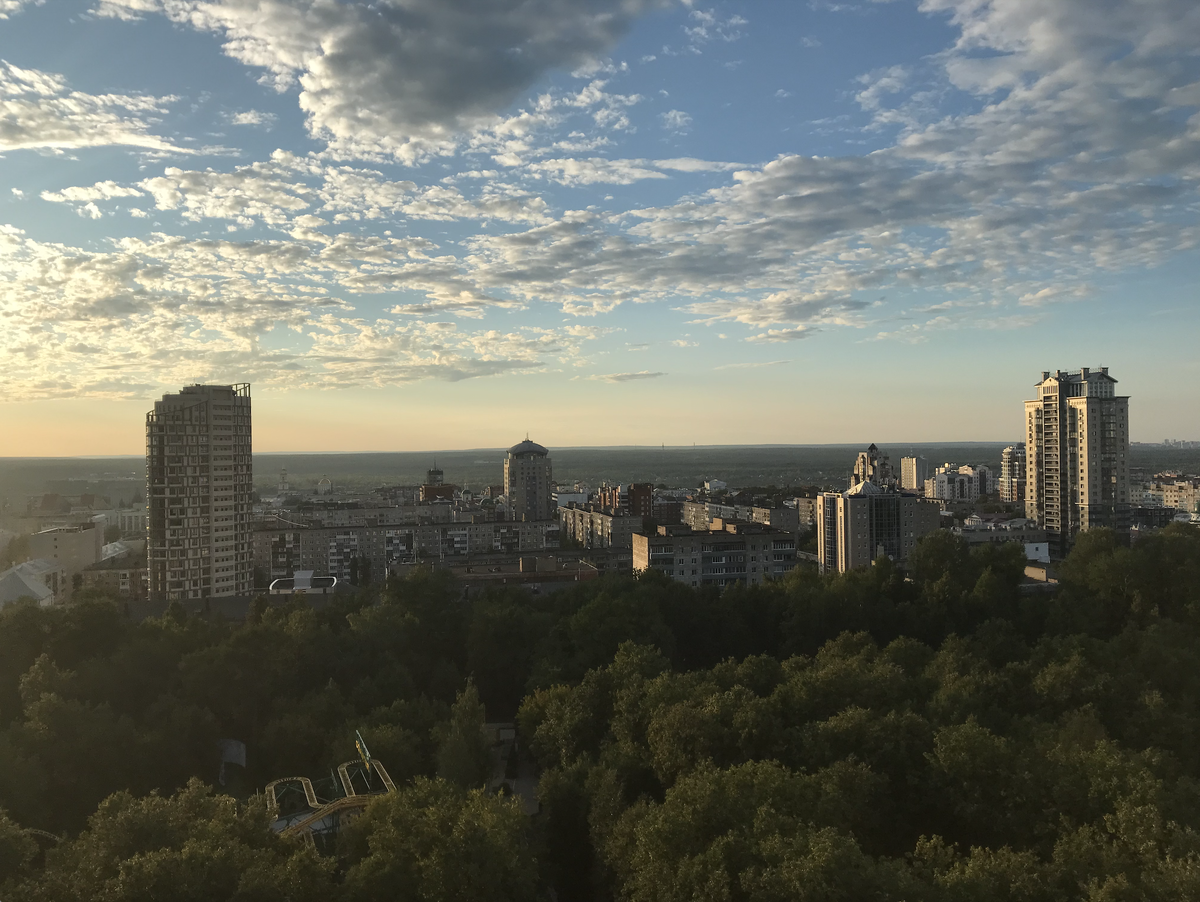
[852,443,896,489]
[254,519,561,583]
[28,524,102,576]
[558,505,639,551]
[633,522,796,588]
[504,439,555,521]
[925,465,989,503]
[900,456,929,492]
[1024,368,1130,556]
[1000,445,1027,504]
[817,482,941,574]
[146,384,253,602]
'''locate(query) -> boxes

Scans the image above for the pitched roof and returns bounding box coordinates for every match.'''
[0,568,52,607]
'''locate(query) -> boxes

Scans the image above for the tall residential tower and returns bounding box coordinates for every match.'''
[1024,368,1129,556]
[504,438,555,521]
[147,384,253,601]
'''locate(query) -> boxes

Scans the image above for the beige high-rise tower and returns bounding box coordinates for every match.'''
[1024,367,1129,557]
[147,384,253,601]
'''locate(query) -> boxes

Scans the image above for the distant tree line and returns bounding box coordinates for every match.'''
[0,524,1197,900]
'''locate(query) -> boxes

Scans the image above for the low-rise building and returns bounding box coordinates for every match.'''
[81,546,148,601]
[751,506,800,533]
[633,521,796,588]
[117,505,148,539]
[253,519,561,582]
[28,524,102,576]
[954,517,1048,554]
[0,560,63,608]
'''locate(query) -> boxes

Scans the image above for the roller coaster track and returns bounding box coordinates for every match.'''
[279,795,370,837]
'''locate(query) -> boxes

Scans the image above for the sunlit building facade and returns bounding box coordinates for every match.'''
[147,384,253,601]
[1024,367,1130,556]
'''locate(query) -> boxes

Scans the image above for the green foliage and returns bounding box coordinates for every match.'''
[341,777,539,902]
[9,779,335,902]
[434,683,491,789]
[0,524,1196,901]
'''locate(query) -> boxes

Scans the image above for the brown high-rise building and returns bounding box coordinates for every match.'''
[1024,368,1130,556]
[146,384,253,601]
[503,438,554,521]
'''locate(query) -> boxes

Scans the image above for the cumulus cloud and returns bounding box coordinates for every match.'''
[0,0,39,18]
[41,181,144,203]
[96,0,672,161]
[225,109,277,127]
[457,0,1200,332]
[0,225,611,399]
[0,61,184,152]
[660,109,692,130]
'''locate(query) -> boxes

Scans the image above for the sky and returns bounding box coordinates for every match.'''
[0,0,1198,455]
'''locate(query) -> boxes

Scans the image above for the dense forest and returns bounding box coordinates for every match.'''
[1,524,1199,900]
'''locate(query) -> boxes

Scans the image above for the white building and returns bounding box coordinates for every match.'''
[925,464,989,503]
[999,445,1027,504]
[900,456,929,492]
[146,384,254,602]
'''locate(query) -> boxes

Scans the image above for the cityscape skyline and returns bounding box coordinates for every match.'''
[2,0,1199,454]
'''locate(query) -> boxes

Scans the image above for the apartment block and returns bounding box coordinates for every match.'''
[925,464,990,503]
[633,522,796,588]
[900,456,929,492]
[558,504,639,551]
[253,519,561,582]
[147,384,253,601]
[1000,445,1027,504]
[1024,367,1130,556]
[817,482,941,574]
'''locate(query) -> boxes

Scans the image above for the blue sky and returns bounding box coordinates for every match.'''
[1,0,1198,454]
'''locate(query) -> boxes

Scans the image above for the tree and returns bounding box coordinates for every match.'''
[434,683,492,789]
[0,808,37,889]
[342,777,539,902]
[8,779,334,902]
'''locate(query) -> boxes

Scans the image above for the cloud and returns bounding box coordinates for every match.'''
[526,157,669,186]
[41,181,145,203]
[0,0,39,18]
[746,328,816,343]
[652,157,740,172]
[98,0,672,161]
[714,359,789,369]
[660,109,692,131]
[225,109,277,127]
[0,224,612,399]
[589,371,667,382]
[0,61,184,153]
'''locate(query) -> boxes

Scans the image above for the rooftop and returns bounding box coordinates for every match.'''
[508,438,549,457]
